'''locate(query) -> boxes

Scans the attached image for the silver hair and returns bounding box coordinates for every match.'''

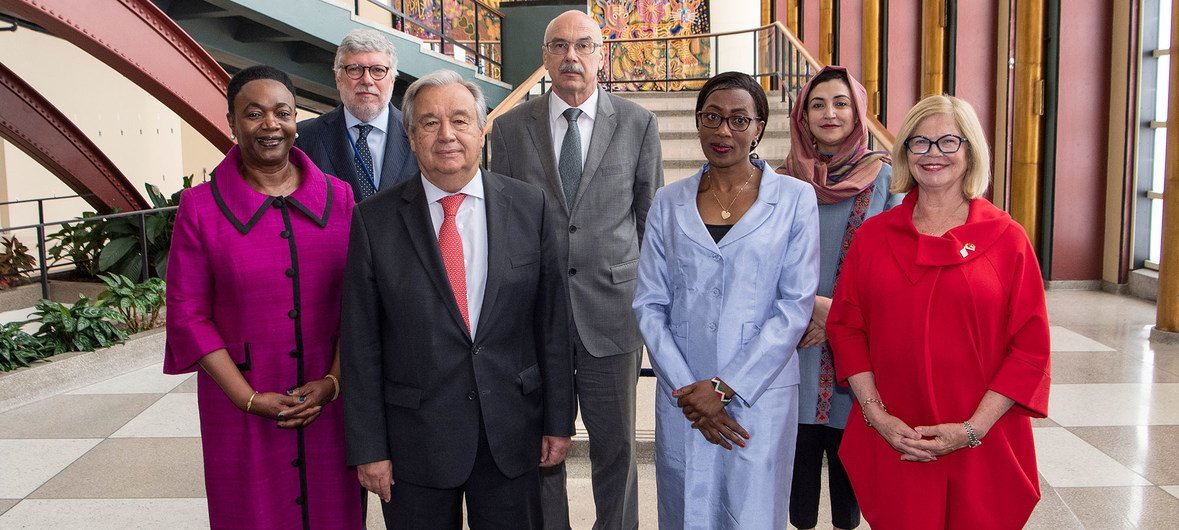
[333,29,399,79]
[402,70,488,132]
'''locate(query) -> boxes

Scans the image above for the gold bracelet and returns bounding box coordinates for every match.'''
[245,391,259,413]
[324,374,340,401]
[861,397,887,427]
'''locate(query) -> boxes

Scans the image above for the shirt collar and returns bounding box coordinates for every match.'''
[343,104,391,134]
[421,169,486,204]
[549,88,599,126]
[210,145,334,235]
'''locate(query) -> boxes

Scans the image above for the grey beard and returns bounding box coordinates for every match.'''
[346,101,385,123]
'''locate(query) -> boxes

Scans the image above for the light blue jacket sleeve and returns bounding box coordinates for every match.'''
[633,196,698,395]
[718,185,820,407]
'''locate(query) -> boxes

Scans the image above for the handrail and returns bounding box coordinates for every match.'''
[484,67,549,133]
[364,0,504,78]
[771,22,895,152]
[483,22,894,154]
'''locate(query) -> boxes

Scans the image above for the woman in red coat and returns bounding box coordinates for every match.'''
[826,95,1051,529]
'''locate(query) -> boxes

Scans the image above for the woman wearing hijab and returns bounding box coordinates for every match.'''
[778,65,901,530]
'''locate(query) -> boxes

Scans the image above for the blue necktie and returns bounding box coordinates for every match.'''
[558,108,583,209]
[354,124,377,199]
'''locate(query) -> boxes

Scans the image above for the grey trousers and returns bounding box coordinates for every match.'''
[541,338,640,530]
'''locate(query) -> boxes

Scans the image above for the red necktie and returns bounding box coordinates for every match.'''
[438,194,469,331]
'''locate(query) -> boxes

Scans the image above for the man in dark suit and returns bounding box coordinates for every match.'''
[296,29,418,201]
[341,69,575,528]
[488,10,662,529]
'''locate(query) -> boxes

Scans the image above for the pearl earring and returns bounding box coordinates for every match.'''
[295,132,300,139]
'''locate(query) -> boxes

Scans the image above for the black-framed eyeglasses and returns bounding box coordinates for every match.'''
[904,134,968,155]
[341,64,391,81]
[542,39,603,56]
[696,112,762,132]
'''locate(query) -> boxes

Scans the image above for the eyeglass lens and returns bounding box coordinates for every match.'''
[697,112,755,132]
[907,134,964,155]
[344,64,389,80]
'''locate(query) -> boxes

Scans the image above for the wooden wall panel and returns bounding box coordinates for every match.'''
[839,0,864,78]
[1051,0,1112,280]
[953,2,998,149]
[885,0,922,133]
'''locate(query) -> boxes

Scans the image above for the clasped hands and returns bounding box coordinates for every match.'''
[672,379,749,450]
[862,407,973,462]
[243,377,336,428]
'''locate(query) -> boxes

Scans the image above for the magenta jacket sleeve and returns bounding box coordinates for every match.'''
[163,189,226,374]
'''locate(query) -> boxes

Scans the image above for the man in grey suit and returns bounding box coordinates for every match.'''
[296,29,418,200]
[488,10,663,530]
[342,70,574,528]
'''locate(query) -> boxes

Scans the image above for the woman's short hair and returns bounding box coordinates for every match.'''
[695,71,770,148]
[401,70,488,132]
[890,95,991,199]
[226,65,296,114]
[334,29,399,80]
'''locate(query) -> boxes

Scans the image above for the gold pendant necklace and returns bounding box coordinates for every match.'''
[708,169,755,220]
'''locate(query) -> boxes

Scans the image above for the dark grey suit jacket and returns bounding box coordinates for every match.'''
[340,171,574,489]
[489,89,663,357]
[295,104,418,200]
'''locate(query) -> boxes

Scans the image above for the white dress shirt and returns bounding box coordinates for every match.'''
[549,88,599,169]
[343,105,390,188]
[422,172,489,336]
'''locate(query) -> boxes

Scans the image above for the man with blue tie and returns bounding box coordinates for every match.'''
[296,29,418,201]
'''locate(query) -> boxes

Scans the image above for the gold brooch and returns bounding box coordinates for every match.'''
[959,243,976,258]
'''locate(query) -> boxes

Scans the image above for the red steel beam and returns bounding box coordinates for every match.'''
[0,61,145,213]
[3,0,233,153]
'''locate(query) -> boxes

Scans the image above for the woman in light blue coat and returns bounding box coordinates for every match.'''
[633,72,820,529]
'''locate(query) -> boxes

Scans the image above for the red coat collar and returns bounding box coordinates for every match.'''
[882,189,1017,283]
[210,146,334,234]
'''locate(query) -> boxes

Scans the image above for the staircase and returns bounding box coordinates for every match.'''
[614,91,794,184]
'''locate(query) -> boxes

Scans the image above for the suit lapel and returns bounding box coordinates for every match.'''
[718,166,778,246]
[575,89,615,210]
[398,179,470,334]
[325,108,360,186]
[674,171,721,252]
[475,173,510,337]
[528,94,569,214]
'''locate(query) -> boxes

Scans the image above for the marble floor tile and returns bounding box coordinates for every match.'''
[1051,326,1115,352]
[0,307,39,333]
[1048,383,1179,426]
[1046,291,1158,326]
[1050,350,1179,384]
[30,437,205,499]
[1031,417,1060,428]
[110,393,200,438]
[0,499,17,516]
[1162,485,1179,500]
[1069,425,1179,486]
[1024,475,1083,529]
[1054,486,1179,529]
[0,439,102,498]
[0,498,209,528]
[171,374,198,393]
[1034,428,1151,487]
[67,363,190,395]
[0,394,160,439]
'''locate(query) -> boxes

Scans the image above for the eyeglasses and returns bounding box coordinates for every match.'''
[904,134,968,155]
[341,64,391,81]
[416,116,476,134]
[542,39,603,56]
[696,112,762,132]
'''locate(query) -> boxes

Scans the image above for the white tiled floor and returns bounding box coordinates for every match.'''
[1047,383,1179,426]
[1050,325,1116,352]
[109,394,201,438]
[67,364,191,395]
[1033,427,1153,487]
[0,499,210,528]
[0,439,102,498]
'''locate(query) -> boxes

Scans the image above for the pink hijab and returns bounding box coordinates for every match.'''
[778,66,890,204]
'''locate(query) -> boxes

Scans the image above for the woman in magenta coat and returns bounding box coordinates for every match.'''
[165,65,361,529]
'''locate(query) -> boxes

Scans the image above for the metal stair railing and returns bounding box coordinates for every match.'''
[485,21,894,153]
